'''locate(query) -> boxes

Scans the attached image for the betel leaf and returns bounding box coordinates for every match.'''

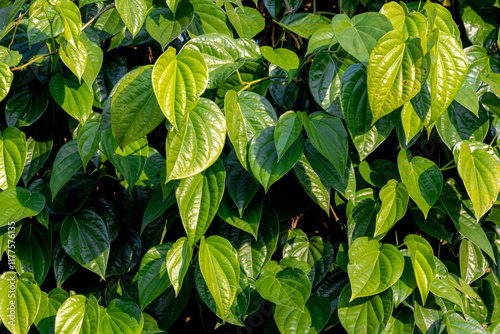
[54,294,100,334]
[456,142,500,221]
[146,3,194,50]
[0,187,45,227]
[217,194,262,239]
[340,64,397,160]
[226,5,264,39]
[278,13,330,39]
[56,0,81,47]
[53,241,79,288]
[0,272,41,334]
[347,237,404,300]
[5,85,49,128]
[273,294,331,334]
[427,32,469,130]
[0,127,26,190]
[374,179,408,237]
[338,283,393,334]
[60,210,110,279]
[166,237,193,297]
[459,238,487,285]
[80,31,103,86]
[359,159,400,188]
[199,235,240,322]
[115,0,147,37]
[462,6,495,47]
[49,71,93,125]
[111,65,165,149]
[331,12,393,63]
[256,264,311,311]
[49,139,81,200]
[14,224,51,286]
[77,117,100,172]
[454,80,479,116]
[138,243,173,310]
[380,1,428,48]
[152,47,208,130]
[275,111,303,162]
[347,198,379,244]
[58,40,88,81]
[34,288,68,334]
[248,126,304,192]
[404,234,437,305]
[101,130,149,189]
[367,30,430,124]
[260,46,300,80]
[164,98,226,182]
[397,149,443,218]
[100,299,144,334]
[399,101,424,147]
[307,25,335,55]
[0,62,13,103]
[444,312,487,334]
[224,90,277,170]
[303,111,348,176]
[188,0,233,37]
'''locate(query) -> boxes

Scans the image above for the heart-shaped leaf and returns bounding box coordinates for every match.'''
[226,5,265,39]
[275,111,303,162]
[22,137,52,186]
[58,40,88,81]
[0,127,26,190]
[55,294,100,334]
[14,224,51,286]
[0,187,45,227]
[166,237,193,297]
[260,46,299,79]
[34,288,68,334]
[100,299,144,333]
[374,179,409,237]
[0,62,13,103]
[146,3,194,50]
[459,238,488,284]
[217,194,262,239]
[274,294,331,334]
[77,117,100,172]
[115,0,147,37]
[5,85,49,127]
[49,139,82,200]
[188,0,233,37]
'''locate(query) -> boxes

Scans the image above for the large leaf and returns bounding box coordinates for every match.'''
[456,142,500,221]
[5,85,49,127]
[138,243,173,310]
[199,235,240,322]
[226,5,264,39]
[188,0,232,36]
[14,224,51,286]
[101,130,149,189]
[248,126,304,192]
[405,234,437,305]
[462,6,495,47]
[380,1,428,48]
[115,0,147,37]
[347,237,404,300]
[34,288,68,334]
[332,12,393,63]
[374,179,408,237]
[0,127,26,190]
[340,64,397,160]
[152,47,208,130]
[397,149,443,218]
[49,72,93,125]
[217,194,262,239]
[164,98,226,181]
[146,3,194,50]
[445,312,487,334]
[49,139,81,200]
[54,295,100,334]
[224,90,277,170]
[338,283,393,334]
[368,30,430,123]
[0,272,41,334]
[177,158,225,245]
[0,187,45,227]
[100,299,143,334]
[60,210,110,279]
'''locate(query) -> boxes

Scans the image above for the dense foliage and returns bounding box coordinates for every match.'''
[0,0,500,332]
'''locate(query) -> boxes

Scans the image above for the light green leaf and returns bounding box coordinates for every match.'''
[59,40,88,81]
[397,149,443,218]
[0,187,45,227]
[0,127,26,190]
[400,101,424,146]
[80,31,103,86]
[0,61,13,103]
[56,0,81,47]
[152,47,208,130]
[274,294,331,334]
[54,295,100,334]
[34,288,68,334]
[275,111,303,162]
[459,238,488,284]
[306,25,335,55]
[115,0,147,37]
[445,312,487,334]
[462,6,495,47]
[374,180,408,237]
[261,46,299,79]
[454,80,479,116]
[358,159,400,188]
[166,237,193,297]
[278,13,330,39]
[199,235,240,322]
[77,117,100,172]
[404,234,437,305]
[226,5,264,39]
[380,2,428,48]
[100,299,143,334]
[146,3,194,50]
[188,0,232,37]
[49,139,82,200]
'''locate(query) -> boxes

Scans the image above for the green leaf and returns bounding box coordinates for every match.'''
[374,180,408,237]
[164,98,226,181]
[56,0,81,47]
[347,198,379,244]
[115,0,147,37]
[49,139,82,200]
[427,32,469,130]
[111,65,165,149]
[0,187,45,227]
[100,299,143,334]
[456,142,500,221]
[226,5,264,39]
[368,30,430,123]
[199,235,240,322]
[338,283,393,334]
[436,102,488,150]
[188,0,233,37]
[77,117,100,172]
[306,25,335,55]
[215,62,269,104]
[248,126,304,192]
[274,294,331,334]
[358,159,400,188]
[347,237,404,300]
[60,210,110,279]
[53,241,79,288]
[0,46,22,67]
[382,307,414,334]
[459,238,488,284]
[27,2,64,46]
[256,264,311,311]
[445,312,487,334]
[411,207,449,241]
[152,47,208,130]
[260,46,299,79]
[58,40,88,82]
[275,111,303,162]
[54,294,100,334]
[0,58,13,102]
[80,31,103,86]
[166,0,180,13]
[303,111,348,176]
[404,234,437,305]
[462,6,495,47]
[341,64,397,160]
[224,90,277,170]
[454,80,479,116]
[413,292,442,334]
[391,254,417,308]
[380,2,428,49]
[278,13,330,39]
[217,194,262,239]
[430,275,465,314]
[145,3,194,50]
[293,153,331,215]
[225,150,260,217]
[332,12,393,63]
[0,127,26,190]
[101,130,149,189]
[138,243,173,310]
[220,206,279,278]
[14,224,51,286]
[0,272,41,334]
[166,237,193,297]
[397,149,443,218]
[34,288,68,334]
[5,85,49,127]
[481,92,500,118]
[49,72,93,125]
[141,187,176,233]
[22,137,52,186]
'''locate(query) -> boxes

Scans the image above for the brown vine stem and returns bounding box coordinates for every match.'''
[8,12,25,50]
[81,3,116,32]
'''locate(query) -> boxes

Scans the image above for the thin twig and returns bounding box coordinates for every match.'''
[8,13,25,50]
[81,3,116,32]
[11,52,56,71]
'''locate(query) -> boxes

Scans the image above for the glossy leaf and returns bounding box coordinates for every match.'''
[0,62,13,103]
[100,299,143,333]
[405,234,437,305]
[77,118,100,172]
[34,288,68,334]
[146,3,194,50]
[374,180,409,237]
[49,139,81,200]
[226,5,264,39]
[261,46,299,79]
[0,127,26,190]
[459,238,488,285]
[5,85,49,127]
[14,224,51,286]
[166,237,193,297]
[217,194,262,239]
[115,0,147,37]
[0,187,45,227]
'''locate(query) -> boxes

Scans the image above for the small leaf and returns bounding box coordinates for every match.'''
[217,194,262,239]
[0,127,27,190]
[260,46,299,79]
[34,288,68,334]
[0,187,45,227]
[49,72,93,124]
[145,3,194,50]
[275,111,303,162]
[459,238,488,284]
[274,294,331,334]
[77,118,100,172]
[58,40,88,81]
[166,237,193,297]
[374,180,409,237]
[55,295,100,334]
[115,0,147,37]
[49,139,82,200]
[226,5,264,39]
[0,62,13,103]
